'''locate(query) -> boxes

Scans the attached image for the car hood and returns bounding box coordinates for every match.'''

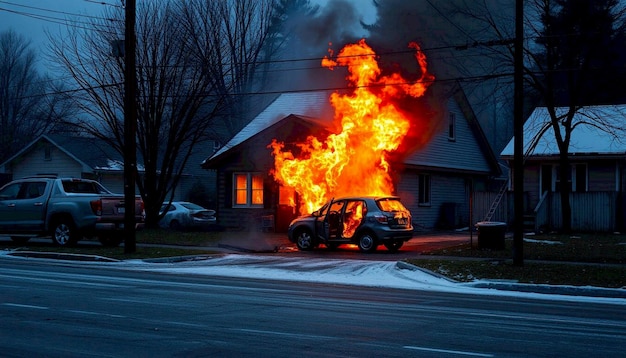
[290,214,316,225]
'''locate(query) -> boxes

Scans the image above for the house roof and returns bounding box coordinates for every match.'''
[203,87,501,176]
[500,105,626,158]
[402,87,500,175]
[202,91,334,166]
[46,134,127,171]
[0,134,135,173]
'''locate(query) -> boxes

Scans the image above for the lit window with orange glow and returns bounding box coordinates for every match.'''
[251,175,264,205]
[233,173,264,208]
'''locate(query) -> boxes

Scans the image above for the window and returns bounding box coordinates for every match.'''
[543,164,587,193]
[448,113,456,141]
[574,164,587,192]
[233,173,264,208]
[418,174,431,206]
[540,165,553,194]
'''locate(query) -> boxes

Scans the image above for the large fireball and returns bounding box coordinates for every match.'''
[270,39,434,214]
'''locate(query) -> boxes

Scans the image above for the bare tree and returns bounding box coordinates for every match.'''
[48,0,276,227]
[524,0,626,233]
[0,30,67,164]
[178,0,276,137]
[446,0,626,232]
[369,0,626,233]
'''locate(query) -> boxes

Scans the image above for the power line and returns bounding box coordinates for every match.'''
[0,0,121,22]
[83,0,125,9]
[0,6,118,34]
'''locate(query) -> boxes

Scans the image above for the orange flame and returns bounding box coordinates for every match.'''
[270,39,433,214]
[342,200,365,238]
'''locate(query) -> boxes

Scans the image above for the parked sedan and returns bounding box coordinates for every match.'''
[287,196,413,253]
[159,201,217,230]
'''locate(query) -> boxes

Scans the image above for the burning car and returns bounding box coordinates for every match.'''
[287,196,413,253]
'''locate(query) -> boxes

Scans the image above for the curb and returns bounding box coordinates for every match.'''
[395,260,460,283]
[470,281,626,299]
[396,260,626,298]
[8,251,119,262]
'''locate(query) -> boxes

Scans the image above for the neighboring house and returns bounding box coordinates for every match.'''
[500,106,626,232]
[0,134,213,204]
[202,88,501,232]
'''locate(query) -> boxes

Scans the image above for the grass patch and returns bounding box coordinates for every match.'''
[407,233,626,288]
[426,233,626,264]
[1,228,224,260]
[135,228,223,246]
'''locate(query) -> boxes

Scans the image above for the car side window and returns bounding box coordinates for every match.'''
[0,183,21,200]
[21,182,46,199]
[328,201,345,216]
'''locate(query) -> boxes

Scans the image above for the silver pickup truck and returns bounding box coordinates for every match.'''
[0,177,144,247]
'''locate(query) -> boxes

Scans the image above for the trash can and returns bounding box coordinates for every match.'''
[475,221,507,250]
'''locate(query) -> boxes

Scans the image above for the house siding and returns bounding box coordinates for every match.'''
[10,145,83,179]
[588,160,619,191]
[404,98,492,173]
[212,129,279,230]
[397,169,470,230]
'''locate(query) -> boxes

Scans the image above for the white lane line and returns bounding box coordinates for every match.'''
[404,345,494,357]
[66,310,126,318]
[233,328,336,340]
[2,303,49,310]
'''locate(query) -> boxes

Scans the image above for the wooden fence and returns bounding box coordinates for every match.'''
[473,191,621,232]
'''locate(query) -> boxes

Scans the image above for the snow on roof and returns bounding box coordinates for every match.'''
[205,91,333,162]
[501,105,626,157]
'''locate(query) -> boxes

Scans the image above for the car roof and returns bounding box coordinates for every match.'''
[331,196,401,201]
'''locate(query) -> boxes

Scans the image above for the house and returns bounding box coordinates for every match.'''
[202,88,501,232]
[500,105,626,232]
[0,134,213,204]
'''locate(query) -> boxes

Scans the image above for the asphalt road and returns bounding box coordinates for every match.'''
[1,257,625,357]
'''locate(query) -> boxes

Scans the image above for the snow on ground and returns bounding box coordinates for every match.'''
[523,238,563,245]
[120,254,626,305]
[2,249,624,304]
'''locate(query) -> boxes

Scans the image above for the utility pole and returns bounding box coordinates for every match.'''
[123,0,137,254]
[513,0,524,266]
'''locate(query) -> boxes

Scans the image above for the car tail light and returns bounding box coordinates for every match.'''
[374,215,388,224]
[90,199,102,215]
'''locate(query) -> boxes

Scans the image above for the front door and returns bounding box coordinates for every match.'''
[276,186,297,232]
[0,182,21,232]
[324,200,345,241]
[13,181,48,232]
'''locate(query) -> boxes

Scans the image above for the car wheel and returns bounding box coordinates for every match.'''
[169,220,182,231]
[98,235,123,247]
[295,228,315,251]
[51,219,79,246]
[357,232,378,253]
[10,236,30,244]
[384,240,404,252]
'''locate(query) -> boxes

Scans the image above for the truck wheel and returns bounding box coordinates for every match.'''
[51,219,79,246]
[98,235,123,247]
[295,228,315,251]
[358,232,378,253]
[384,240,404,252]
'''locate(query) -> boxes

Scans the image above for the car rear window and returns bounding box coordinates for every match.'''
[181,202,204,210]
[62,180,111,194]
[377,198,408,212]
